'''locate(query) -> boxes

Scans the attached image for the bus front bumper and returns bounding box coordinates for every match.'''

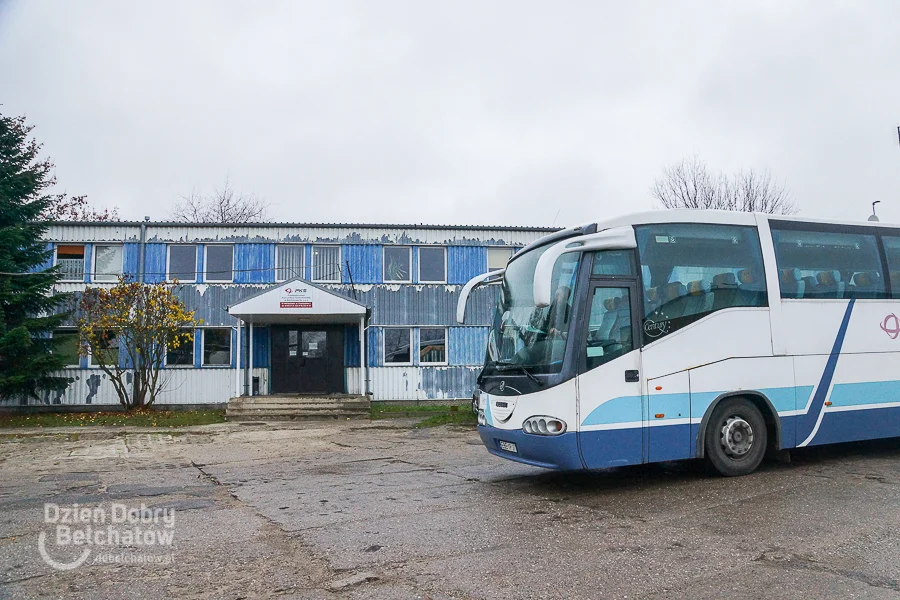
[477,425,585,470]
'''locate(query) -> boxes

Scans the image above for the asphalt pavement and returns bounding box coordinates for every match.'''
[1,421,899,599]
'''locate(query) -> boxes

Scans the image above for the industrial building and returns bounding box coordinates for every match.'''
[14,221,553,407]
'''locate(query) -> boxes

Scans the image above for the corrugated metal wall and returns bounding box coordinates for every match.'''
[144,244,167,283]
[448,246,488,284]
[234,243,275,284]
[369,367,480,400]
[342,244,382,284]
[2,368,269,406]
[448,327,490,365]
[123,242,140,278]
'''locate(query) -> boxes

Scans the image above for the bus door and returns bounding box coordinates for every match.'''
[577,280,645,468]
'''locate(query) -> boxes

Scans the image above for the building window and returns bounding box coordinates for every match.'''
[93,245,123,282]
[883,235,900,298]
[418,247,446,283]
[419,328,447,364]
[202,328,231,366]
[166,330,195,367]
[488,247,513,271]
[89,330,120,368]
[205,245,234,282]
[168,245,198,282]
[636,223,767,344]
[276,245,305,282]
[383,246,411,282]
[771,224,886,299]
[52,330,81,367]
[312,245,341,282]
[383,328,412,364]
[56,245,85,281]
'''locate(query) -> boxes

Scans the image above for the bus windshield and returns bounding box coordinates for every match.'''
[484,246,580,375]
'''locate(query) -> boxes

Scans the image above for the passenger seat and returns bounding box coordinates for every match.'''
[780,268,806,299]
[683,280,713,315]
[711,272,740,310]
[815,270,845,298]
[850,271,882,298]
[659,282,688,319]
[736,269,765,306]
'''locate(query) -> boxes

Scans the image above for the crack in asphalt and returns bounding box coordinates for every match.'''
[755,550,900,592]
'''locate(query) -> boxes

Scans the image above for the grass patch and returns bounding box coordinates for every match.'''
[414,411,478,428]
[370,404,466,420]
[0,409,227,429]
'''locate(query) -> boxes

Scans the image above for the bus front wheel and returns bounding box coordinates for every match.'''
[705,397,767,477]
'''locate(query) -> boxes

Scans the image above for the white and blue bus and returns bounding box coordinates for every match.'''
[457,210,900,476]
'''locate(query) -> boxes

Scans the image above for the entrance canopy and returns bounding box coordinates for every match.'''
[228,278,367,325]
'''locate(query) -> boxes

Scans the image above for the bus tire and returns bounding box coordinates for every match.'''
[704,397,767,477]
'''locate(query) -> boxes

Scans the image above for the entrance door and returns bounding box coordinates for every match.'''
[271,326,344,394]
[577,282,645,468]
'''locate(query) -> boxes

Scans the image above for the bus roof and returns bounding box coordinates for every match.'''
[590,209,898,231]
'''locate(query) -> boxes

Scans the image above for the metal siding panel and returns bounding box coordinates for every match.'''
[234,243,274,284]
[369,327,381,366]
[341,244,383,285]
[252,326,270,368]
[369,285,495,326]
[144,244,167,283]
[345,368,361,395]
[370,367,423,400]
[0,367,248,406]
[366,366,481,400]
[420,366,480,399]
[44,225,546,248]
[448,246,487,284]
[196,244,205,283]
[449,327,489,366]
[344,325,361,368]
[44,224,142,242]
[123,242,140,279]
[137,225,548,246]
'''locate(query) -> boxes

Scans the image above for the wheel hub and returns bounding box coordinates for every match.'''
[720,416,754,457]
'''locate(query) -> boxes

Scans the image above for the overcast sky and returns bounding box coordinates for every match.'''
[2,1,900,226]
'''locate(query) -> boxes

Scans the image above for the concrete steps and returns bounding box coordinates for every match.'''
[226,395,370,421]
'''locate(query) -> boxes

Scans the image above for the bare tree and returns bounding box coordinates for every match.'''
[171,176,270,223]
[39,194,120,221]
[651,157,797,215]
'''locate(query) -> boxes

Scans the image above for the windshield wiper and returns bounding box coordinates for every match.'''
[490,361,543,386]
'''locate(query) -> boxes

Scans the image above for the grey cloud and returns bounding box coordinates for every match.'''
[1,0,898,225]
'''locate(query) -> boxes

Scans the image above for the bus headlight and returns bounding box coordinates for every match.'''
[522,416,567,436]
[478,409,487,426]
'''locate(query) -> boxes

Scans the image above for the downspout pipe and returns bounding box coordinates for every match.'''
[137,216,149,282]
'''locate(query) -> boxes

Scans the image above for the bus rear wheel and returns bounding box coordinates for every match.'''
[705,397,767,477]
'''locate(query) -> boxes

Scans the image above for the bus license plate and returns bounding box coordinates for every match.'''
[499,440,518,453]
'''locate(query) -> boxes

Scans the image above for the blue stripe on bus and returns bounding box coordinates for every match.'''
[796,299,855,445]
[829,380,900,407]
[806,404,900,446]
[582,386,815,428]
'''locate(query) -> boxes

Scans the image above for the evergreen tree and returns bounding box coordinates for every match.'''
[0,112,70,400]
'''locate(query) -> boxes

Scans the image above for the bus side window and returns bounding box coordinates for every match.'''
[584,287,633,371]
[883,236,900,298]
[635,224,767,344]
[771,226,887,300]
